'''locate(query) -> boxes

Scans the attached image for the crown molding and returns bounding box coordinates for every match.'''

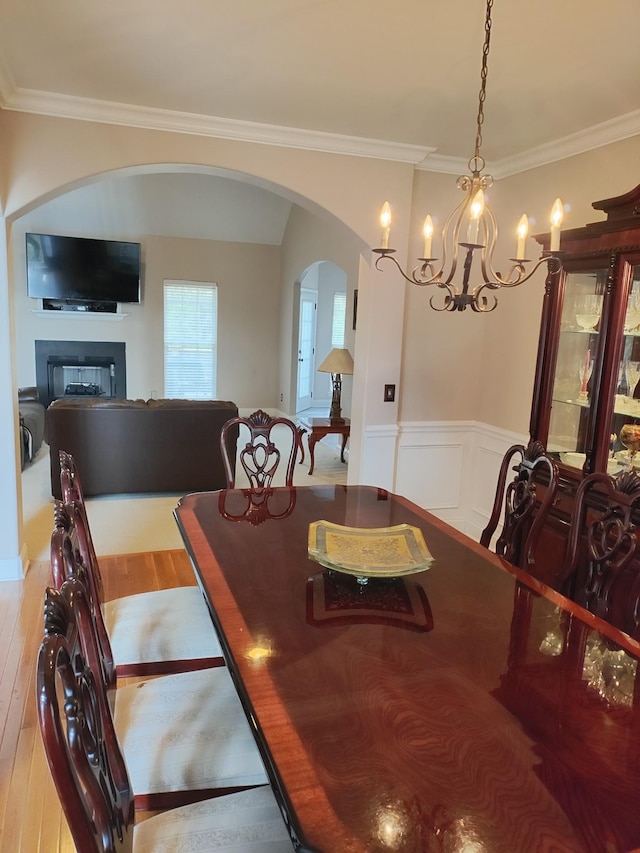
[416,110,640,179]
[0,87,432,165]
[490,110,640,179]
[414,153,469,176]
[2,81,638,171]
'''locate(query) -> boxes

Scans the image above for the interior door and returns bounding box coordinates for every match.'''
[296,288,317,412]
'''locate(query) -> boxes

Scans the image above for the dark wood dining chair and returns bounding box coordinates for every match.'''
[37,580,293,851]
[480,440,559,578]
[562,470,640,639]
[218,486,298,525]
[220,409,302,489]
[44,544,271,811]
[57,450,224,677]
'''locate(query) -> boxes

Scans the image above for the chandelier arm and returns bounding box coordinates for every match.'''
[472,293,498,313]
[375,252,440,286]
[478,205,499,282]
[479,205,529,287]
[430,293,455,312]
[441,195,471,285]
[482,255,561,292]
[411,262,440,285]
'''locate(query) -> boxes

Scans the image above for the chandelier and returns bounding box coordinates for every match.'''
[374,0,564,313]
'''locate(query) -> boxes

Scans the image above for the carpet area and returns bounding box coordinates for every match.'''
[21,427,348,562]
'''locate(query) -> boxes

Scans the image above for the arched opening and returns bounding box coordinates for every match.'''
[9,164,365,562]
[295,260,350,417]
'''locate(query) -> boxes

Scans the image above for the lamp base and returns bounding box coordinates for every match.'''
[328,374,344,422]
[328,401,344,422]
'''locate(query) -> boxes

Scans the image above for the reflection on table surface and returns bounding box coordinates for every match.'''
[175,484,640,853]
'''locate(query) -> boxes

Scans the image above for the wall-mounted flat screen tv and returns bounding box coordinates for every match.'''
[26,233,142,303]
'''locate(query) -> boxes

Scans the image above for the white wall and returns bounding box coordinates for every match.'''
[0,219,24,579]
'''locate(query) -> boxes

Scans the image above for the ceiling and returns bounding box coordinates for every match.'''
[16,172,294,244]
[0,0,639,175]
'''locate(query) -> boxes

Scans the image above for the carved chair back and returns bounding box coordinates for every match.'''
[563,470,640,639]
[59,450,104,600]
[37,579,135,852]
[481,441,559,576]
[220,409,301,489]
[217,486,297,525]
[50,511,116,688]
[59,448,85,503]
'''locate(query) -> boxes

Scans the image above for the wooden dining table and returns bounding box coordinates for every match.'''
[174,484,640,853]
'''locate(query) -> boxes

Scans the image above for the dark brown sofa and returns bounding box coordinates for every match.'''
[45,397,238,499]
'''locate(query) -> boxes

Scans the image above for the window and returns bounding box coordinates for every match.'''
[331,291,347,348]
[164,280,217,399]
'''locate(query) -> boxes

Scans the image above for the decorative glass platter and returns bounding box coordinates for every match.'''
[308,520,434,583]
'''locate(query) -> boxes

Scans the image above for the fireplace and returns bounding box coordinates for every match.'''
[35,340,126,407]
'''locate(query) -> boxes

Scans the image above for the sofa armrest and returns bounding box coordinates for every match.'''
[18,386,40,403]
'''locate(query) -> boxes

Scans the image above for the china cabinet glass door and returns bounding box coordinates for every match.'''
[609,264,640,471]
[547,269,606,468]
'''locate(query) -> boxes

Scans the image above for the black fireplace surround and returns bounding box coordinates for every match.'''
[35,340,126,408]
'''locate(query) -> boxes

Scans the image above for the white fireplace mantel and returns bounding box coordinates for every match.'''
[32,310,128,321]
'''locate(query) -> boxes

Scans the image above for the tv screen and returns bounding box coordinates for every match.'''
[26,233,142,304]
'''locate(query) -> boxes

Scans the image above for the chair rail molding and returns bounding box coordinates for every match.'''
[396,420,526,539]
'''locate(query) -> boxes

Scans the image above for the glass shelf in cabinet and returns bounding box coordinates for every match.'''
[552,396,591,409]
[613,401,640,417]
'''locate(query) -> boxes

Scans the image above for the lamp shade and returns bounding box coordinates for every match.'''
[317,348,354,375]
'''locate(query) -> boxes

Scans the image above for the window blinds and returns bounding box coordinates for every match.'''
[164,281,217,399]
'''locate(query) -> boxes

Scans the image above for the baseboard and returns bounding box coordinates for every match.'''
[0,550,27,581]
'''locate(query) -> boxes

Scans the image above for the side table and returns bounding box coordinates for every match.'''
[296,417,350,475]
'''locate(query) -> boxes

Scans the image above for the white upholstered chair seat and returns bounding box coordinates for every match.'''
[105,585,223,668]
[114,667,268,797]
[133,786,293,852]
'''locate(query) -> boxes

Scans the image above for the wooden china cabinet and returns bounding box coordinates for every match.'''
[529,184,640,579]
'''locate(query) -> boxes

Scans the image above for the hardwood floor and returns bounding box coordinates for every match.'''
[0,548,199,852]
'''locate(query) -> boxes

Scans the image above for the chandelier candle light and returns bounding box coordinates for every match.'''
[374,0,564,313]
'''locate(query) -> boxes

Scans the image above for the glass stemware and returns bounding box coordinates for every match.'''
[575,295,603,331]
[626,360,640,399]
[624,291,640,332]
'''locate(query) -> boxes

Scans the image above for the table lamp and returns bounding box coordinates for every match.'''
[317,348,354,423]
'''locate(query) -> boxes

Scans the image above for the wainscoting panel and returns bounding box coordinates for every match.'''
[360,424,399,492]
[396,421,526,539]
[396,444,463,510]
[468,426,525,542]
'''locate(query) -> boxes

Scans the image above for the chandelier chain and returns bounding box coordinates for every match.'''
[471,0,493,171]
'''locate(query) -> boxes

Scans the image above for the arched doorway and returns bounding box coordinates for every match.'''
[295,260,349,417]
[8,166,365,568]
